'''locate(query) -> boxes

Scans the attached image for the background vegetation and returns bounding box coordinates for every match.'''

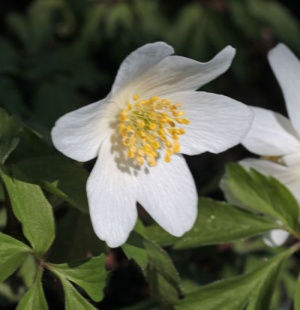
[1,0,300,309]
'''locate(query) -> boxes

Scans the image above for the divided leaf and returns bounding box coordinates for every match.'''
[47,254,107,302]
[176,249,294,310]
[122,231,148,269]
[0,233,31,282]
[16,269,48,310]
[174,197,281,249]
[0,167,55,255]
[59,277,97,310]
[0,108,22,164]
[144,239,183,306]
[221,163,299,233]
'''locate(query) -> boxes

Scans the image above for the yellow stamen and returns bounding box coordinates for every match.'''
[118,95,190,166]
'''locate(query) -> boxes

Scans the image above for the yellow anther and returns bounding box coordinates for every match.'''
[118,95,189,167]
[128,150,135,158]
[150,96,159,102]
[174,141,180,153]
[122,137,131,146]
[165,140,172,148]
[137,119,145,129]
[168,120,175,127]
[149,123,156,130]
[136,156,144,166]
[164,154,171,163]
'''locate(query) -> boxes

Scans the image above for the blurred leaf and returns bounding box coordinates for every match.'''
[0,232,31,282]
[27,0,75,53]
[122,232,148,269]
[0,280,25,305]
[295,273,300,310]
[221,163,299,233]
[17,155,89,212]
[7,126,52,163]
[106,3,133,37]
[176,248,294,310]
[229,0,261,39]
[49,208,105,263]
[0,208,7,231]
[174,197,281,250]
[248,0,300,53]
[5,13,30,50]
[144,239,183,306]
[16,269,48,310]
[0,108,22,164]
[47,254,107,302]
[0,78,26,117]
[0,38,20,74]
[17,255,38,288]
[0,167,55,256]
[169,5,210,61]
[31,80,83,128]
[76,4,107,51]
[59,277,96,310]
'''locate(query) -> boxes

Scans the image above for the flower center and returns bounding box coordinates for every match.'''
[118,94,190,166]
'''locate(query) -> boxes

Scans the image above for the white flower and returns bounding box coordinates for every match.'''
[51,42,252,247]
[241,43,300,246]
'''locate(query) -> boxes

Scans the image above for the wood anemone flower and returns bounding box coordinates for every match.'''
[51,42,252,247]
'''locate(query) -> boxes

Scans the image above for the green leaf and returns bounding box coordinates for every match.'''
[175,249,294,310]
[0,78,25,117]
[0,232,31,282]
[0,108,22,164]
[146,225,178,247]
[174,197,282,249]
[17,155,89,212]
[59,277,96,310]
[16,269,48,310]
[0,167,55,255]
[229,0,261,39]
[49,209,105,263]
[295,273,300,310]
[122,231,148,269]
[17,255,38,288]
[47,254,107,302]
[0,38,20,74]
[7,126,52,163]
[144,239,183,306]
[247,0,300,54]
[221,163,299,233]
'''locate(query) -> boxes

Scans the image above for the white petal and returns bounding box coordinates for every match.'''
[240,158,300,204]
[268,43,300,135]
[263,229,289,247]
[137,155,197,236]
[166,91,252,155]
[242,107,300,156]
[51,98,116,162]
[87,139,138,248]
[134,46,236,98]
[111,42,174,96]
[282,151,300,166]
